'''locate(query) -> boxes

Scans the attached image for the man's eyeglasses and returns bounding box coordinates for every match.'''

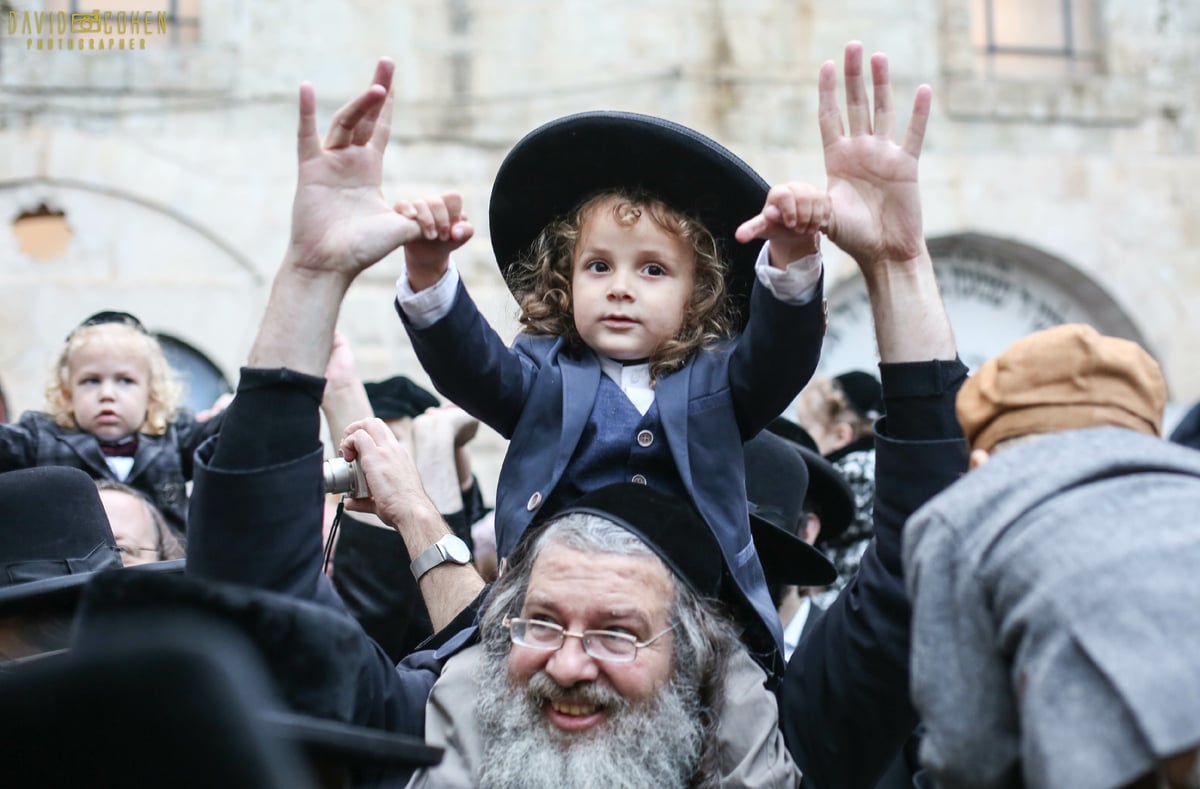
[502,616,675,663]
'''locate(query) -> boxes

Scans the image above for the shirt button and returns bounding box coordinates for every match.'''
[631,474,647,485]
[526,491,542,511]
[636,430,654,447]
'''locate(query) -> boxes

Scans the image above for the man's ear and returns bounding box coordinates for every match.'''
[968,448,990,470]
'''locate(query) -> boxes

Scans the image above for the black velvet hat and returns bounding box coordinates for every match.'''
[489,111,770,325]
[73,570,443,772]
[540,481,794,679]
[0,467,123,602]
[364,375,440,421]
[548,483,726,600]
[744,430,838,587]
[765,417,855,545]
[68,309,148,339]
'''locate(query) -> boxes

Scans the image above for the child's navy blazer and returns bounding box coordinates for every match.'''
[400,277,825,676]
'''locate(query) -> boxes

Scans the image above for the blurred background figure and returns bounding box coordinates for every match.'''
[96,479,186,567]
[762,417,855,656]
[0,311,226,535]
[793,370,882,606]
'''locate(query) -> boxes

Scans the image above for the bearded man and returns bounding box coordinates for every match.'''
[407,483,788,788]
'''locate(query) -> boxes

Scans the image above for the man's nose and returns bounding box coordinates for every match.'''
[544,636,600,686]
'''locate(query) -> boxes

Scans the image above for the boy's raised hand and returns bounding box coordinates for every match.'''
[395,192,475,291]
[819,42,932,270]
[735,182,831,267]
[287,57,423,279]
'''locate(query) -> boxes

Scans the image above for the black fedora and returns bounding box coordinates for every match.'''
[73,569,443,776]
[744,430,838,588]
[0,466,122,598]
[489,110,770,325]
[766,417,855,545]
[0,467,188,661]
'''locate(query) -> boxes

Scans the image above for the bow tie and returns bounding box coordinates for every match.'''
[99,437,138,457]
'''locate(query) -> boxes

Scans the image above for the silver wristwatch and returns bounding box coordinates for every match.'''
[410,534,471,581]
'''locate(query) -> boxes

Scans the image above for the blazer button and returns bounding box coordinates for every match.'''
[526,491,542,511]
[631,474,647,485]
[636,430,654,448]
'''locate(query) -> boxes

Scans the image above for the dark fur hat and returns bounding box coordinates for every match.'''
[73,570,442,772]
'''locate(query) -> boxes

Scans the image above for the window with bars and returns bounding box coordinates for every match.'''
[971,0,1101,78]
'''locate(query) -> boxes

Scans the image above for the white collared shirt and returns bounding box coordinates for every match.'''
[782,595,813,662]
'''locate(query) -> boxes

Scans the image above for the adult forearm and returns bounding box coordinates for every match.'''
[860,247,956,364]
[388,499,486,632]
[248,260,355,375]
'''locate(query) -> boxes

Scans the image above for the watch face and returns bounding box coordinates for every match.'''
[817,234,1149,377]
[443,536,471,564]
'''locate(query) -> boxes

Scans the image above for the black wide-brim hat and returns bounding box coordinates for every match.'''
[765,417,855,545]
[0,559,186,618]
[489,111,770,325]
[744,430,838,587]
[73,570,443,770]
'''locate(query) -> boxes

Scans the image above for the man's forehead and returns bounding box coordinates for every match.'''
[524,543,673,618]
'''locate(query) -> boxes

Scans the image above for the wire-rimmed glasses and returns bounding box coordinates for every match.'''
[503,616,675,663]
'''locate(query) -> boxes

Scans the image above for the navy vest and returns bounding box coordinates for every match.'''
[543,374,687,517]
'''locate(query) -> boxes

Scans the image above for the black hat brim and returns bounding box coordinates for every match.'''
[0,559,185,615]
[749,513,836,587]
[260,711,443,768]
[489,111,769,326]
[796,447,856,545]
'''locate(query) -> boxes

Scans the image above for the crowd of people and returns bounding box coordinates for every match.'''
[1,38,1199,789]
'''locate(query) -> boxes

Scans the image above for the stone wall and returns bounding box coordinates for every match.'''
[3,0,1198,500]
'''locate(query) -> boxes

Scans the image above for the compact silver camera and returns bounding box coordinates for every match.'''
[324,456,370,499]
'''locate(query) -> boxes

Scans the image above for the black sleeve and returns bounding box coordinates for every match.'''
[784,358,969,789]
[209,368,325,470]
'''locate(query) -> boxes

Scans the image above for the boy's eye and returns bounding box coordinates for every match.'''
[585,260,610,273]
[643,263,666,277]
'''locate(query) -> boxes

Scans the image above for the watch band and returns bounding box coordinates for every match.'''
[411,535,470,582]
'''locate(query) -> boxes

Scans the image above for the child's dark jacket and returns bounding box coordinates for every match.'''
[400,277,825,671]
[0,410,222,535]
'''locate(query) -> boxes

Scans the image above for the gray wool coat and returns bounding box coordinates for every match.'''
[904,427,1200,789]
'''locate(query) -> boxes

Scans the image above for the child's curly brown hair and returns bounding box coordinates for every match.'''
[45,323,182,436]
[504,189,737,382]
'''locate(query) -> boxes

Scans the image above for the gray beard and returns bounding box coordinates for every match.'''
[475,646,704,789]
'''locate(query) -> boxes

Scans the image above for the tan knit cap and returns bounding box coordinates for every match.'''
[956,324,1166,452]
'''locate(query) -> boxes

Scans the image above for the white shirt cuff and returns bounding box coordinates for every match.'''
[395,263,461,329]
[753,242,823,305]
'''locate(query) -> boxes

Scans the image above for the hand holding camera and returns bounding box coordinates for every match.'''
[324,456,370,499]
